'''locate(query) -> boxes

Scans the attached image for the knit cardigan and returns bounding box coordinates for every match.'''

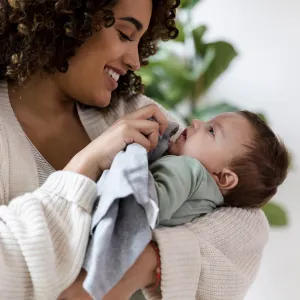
[0,82,269,300]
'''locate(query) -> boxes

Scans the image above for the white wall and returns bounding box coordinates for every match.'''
[192,0,300,299]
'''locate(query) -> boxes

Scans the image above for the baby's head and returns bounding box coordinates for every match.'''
[169,111,289,208]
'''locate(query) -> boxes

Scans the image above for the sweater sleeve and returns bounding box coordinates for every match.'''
[0,171,98,300]
[142,207,269,300]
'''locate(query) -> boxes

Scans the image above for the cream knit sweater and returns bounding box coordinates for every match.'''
[0,82,269,300]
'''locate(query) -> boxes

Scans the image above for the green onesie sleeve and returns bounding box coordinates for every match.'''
[149,155,223,226]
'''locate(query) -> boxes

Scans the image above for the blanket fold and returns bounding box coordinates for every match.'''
[83,121,179,300]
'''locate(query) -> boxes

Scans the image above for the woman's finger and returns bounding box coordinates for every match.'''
[121,120,159,151]
[118,119,159,137]
[131,120,159,150]
[122,104,168,135]
[125,128,151,152]
[147,129,159,151]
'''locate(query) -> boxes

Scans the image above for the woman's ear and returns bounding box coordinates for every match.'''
[212,168,238,194]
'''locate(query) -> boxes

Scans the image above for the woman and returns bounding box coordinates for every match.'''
[0,0,269,299]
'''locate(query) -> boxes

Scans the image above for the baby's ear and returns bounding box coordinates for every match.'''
[212,168,238,194]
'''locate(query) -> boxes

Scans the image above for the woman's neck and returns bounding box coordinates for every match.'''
[8,74,75,122]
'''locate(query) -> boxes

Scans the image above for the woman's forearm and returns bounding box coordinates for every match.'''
[59,243,158,300]
[103,243,158,299]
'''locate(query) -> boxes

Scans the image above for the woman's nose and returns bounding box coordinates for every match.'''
[123,48,141,71]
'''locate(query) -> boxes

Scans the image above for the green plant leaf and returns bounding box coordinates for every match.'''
[189,102,240,122]
[175,20,185,43]
[192,48,215,97]
[199,41,238,93]
[180,0,201,9]
[263,202,288,227]
[192,25,207,56]
[138,54,195,108]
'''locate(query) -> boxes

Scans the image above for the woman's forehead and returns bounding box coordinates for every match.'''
[113,0,152,29]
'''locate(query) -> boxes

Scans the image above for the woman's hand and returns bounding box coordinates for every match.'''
[58,270,92,300]
[103,243,157,300]
[65,104,168,181]
[58,243,157,300]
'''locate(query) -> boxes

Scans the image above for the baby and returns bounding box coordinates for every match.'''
[150,110,289,226]
[81,110,289,299]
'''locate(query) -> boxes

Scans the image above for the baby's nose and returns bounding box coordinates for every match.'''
[191,119,203,129]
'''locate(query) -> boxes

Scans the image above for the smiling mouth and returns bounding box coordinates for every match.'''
[104,67,120,82]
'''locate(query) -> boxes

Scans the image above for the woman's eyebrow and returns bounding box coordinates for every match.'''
[119,17,143,31]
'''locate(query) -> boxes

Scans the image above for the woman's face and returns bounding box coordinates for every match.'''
[53,0,152,107]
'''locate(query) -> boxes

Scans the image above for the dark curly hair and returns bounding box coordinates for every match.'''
[0,0,179,100]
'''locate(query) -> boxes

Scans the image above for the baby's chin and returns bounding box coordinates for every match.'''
[168,141,181,155]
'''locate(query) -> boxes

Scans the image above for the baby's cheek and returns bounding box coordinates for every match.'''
[168,142,178,155]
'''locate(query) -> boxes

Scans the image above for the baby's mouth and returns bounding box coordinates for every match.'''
[178,129,187,141]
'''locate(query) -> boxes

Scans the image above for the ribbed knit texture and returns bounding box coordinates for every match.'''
[142,207,269,300]
[0,82,269,300]
[29,140,55,186]
[0,171,98,299]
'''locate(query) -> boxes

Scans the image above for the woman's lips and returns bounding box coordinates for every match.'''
[105,71,118,90]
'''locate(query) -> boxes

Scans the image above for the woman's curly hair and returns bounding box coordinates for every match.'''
[0,0,179,99]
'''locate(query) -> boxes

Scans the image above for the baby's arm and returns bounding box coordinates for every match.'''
[150,155,207,226]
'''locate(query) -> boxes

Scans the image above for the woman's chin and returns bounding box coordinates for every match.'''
[92,91,112,108]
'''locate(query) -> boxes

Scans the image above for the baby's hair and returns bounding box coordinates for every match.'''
[224,111,290,209]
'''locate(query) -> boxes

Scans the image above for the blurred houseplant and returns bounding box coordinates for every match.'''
[138,0,288,227]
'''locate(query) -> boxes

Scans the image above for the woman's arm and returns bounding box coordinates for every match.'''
[58,243,157,300]
[0,104,168,300]
[60,207,268,300]
[0,171,98,300]
[142,207,269,300]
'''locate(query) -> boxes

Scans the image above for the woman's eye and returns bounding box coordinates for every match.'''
[118,30,132,42]
[208,126,215,136]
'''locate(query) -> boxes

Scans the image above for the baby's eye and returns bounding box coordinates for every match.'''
[208,126,215,136]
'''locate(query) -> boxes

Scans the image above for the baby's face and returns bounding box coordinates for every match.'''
[168,112,253,174]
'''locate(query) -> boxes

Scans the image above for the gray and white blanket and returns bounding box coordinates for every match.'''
[83,122,179,300]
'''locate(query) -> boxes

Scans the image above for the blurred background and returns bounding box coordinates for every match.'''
[139,0,299,299]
